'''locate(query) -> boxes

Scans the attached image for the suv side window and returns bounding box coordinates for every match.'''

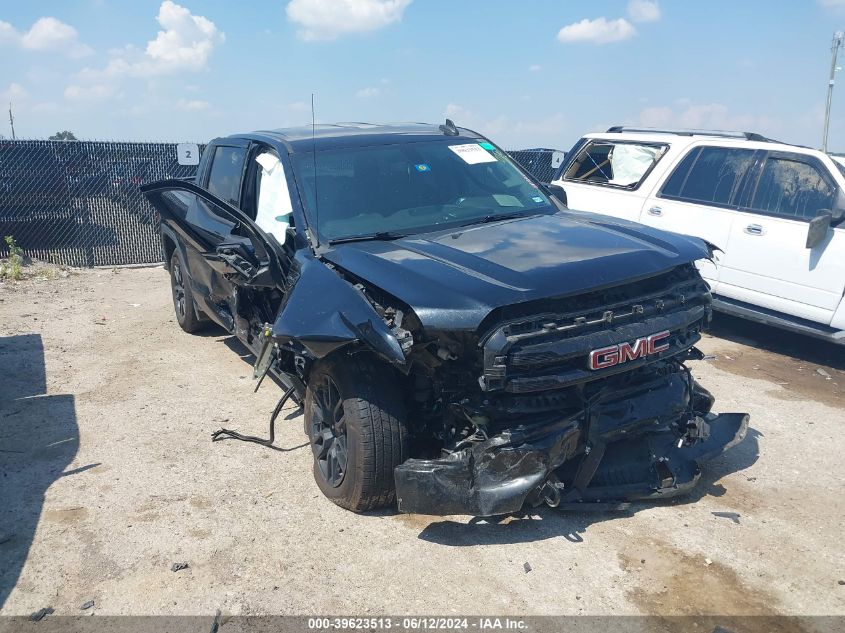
[207,145,246,207]
[562,140,667,189]
[748,155,836,221]
[659,146,755,207]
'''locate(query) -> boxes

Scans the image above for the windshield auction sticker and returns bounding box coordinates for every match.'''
[449,144,498,164]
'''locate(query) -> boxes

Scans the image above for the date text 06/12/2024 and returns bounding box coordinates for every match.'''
[307,617,528,630]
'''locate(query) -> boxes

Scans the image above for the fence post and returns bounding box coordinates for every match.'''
[82,195,95,267]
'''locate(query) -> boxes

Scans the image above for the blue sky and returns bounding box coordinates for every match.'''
[1,0,844,151]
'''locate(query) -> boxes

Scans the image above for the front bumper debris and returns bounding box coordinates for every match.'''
[394,412,748,516]
[395,418,581,517]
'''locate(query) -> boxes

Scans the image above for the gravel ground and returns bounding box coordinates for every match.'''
[1,266,844,620]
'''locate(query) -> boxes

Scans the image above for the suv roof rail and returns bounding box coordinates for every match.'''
[605,126,773,142]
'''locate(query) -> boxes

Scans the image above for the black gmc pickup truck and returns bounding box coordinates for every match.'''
[141,121,748,516]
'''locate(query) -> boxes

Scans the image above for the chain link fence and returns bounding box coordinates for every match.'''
[0,140,203,267]
[507,148,565,184]
[0,140,561,268]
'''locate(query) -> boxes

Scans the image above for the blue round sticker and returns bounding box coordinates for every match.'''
[415,164,431,172]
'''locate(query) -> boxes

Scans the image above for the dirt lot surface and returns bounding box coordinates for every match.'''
[1,266,844,619]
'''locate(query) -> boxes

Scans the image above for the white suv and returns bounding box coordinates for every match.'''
[552,128,845,344]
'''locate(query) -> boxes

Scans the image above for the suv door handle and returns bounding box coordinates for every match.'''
[647,206,663,216]
[744,223,765,236]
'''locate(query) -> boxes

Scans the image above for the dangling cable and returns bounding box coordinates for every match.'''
[211,385,298,448]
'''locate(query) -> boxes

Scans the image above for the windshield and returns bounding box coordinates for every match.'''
[832,156,845,179]
[291,140,554,242]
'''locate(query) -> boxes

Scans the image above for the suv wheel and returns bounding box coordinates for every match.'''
[169,251,203,333]
[306,354,409,512]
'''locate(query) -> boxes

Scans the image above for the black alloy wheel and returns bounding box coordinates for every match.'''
[310,374,349,488]
[171,257,187,321]
[169,251,203,333]
[305,354,409,512]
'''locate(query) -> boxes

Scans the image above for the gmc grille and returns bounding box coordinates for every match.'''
[479,267,711,393]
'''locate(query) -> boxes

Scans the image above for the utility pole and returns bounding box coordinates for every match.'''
[8,101,15,140]
[823,31,844,153]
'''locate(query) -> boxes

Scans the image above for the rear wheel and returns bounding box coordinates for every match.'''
[306,354,409,512]
[169,251,203,333]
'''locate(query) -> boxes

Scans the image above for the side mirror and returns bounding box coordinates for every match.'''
[542,183,568,207]
[806,210,832,249]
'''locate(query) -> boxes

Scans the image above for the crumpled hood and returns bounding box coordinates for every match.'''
[322,211,711,331]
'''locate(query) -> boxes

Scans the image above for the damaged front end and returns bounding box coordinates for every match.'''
[254,251,747,518]
[393,264,749,516]
[395,363,748,516]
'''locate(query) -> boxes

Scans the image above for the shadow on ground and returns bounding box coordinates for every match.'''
[708,313,844,370]
[407,427,760,547]
[0,334,79,609]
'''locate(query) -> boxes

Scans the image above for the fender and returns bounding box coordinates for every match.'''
[272,253,406,367]
[159,223,192,273]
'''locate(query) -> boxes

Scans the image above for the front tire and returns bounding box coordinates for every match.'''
[169,251,203,333]
[306,354,409,512]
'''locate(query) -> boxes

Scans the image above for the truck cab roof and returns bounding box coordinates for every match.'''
[215,122,484,154]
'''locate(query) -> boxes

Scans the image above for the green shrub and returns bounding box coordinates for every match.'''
[1,236,24,280]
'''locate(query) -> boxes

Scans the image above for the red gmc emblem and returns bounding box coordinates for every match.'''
[588,331,671,371]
